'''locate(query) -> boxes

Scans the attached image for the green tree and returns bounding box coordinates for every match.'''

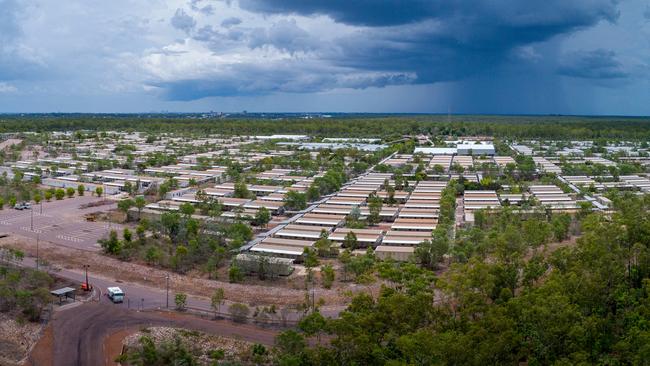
[211,288,225,316]
[95,186,103,197]
[124,181,134,196]
[522,218,551,250]
[66,187,75,198]
[551,213,572,241]
[303,247,319,270]
[145,246,161,265]
[367,194,383,225]
[77,184,85,196]
[160,212,181,243]
[179,202,195,217]
[100,230,122,255]
[299,311,327,342]
[174,292,187,311]
[228,261,244,283]
[134,196,146,220]
[321,264,335,289]
[284,191,307,211]
[274,330,306,356]
[123,228,132,243]
[343,231,358,250]
[44,190,53,201]
[33,192,41,204]
[118,198,135,218]
[136,221,147,239]
[254,207,271,227]
[314,230,335,257]
[234,180,251,199]
[55,189,65,200]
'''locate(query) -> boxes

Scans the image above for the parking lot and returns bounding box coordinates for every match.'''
[0,196,124,251]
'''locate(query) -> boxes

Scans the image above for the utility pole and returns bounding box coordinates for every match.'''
[165,273,170,309]
[30,207,34,231]
[40,198,43,214]
[36,233,39,270]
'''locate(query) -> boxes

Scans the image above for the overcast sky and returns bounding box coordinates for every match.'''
[0,0,648,115]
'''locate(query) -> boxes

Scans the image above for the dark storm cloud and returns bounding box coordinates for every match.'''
[235,0,621,85]
[238,0,435,26]
[557,49,628,79]
[156,0,627,102]
[154,61,415,100]
[238,0,619,27]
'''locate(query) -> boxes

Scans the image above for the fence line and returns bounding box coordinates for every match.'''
[151,305,301,328]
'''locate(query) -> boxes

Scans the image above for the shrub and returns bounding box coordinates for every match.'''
[229,303,250,323]
[174,293,187,311]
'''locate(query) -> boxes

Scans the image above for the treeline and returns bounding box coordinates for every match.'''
[4,115,650,139]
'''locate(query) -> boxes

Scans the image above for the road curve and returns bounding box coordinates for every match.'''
[30,303,278,366]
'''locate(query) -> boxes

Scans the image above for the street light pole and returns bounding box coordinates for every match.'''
[36,233,39,270]
[165,274,170,309]
[30,207,33,231]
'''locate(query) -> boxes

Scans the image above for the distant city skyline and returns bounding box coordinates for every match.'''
[0,0,649,115]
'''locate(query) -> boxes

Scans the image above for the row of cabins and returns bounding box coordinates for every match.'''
[387,153,516,175]
[251,173,388,256]
[250,177,447,262]
[547,156,616,168]
[529,185,579,210]
[533,157,562,174]
[564,175,650,193]
[149,173,319,218]
[463,190,501,225]
[413,143,496,156]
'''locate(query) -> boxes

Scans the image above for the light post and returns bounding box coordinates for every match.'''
[165,273,170,309]
[36,233,39,270]
[30,207,34,231]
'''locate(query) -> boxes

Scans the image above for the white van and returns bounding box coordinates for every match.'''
[107,287,125,303]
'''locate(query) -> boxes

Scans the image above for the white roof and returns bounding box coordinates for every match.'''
[413,147,457,155]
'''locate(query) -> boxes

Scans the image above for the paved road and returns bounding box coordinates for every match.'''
[29,303,279,366]
[17,255,339,323]
[0,196,124,251]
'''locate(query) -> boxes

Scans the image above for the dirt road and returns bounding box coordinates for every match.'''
[29,303,278,366]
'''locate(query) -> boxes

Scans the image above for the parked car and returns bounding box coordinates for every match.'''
[107,287,125,303]
[14,202,31,210]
